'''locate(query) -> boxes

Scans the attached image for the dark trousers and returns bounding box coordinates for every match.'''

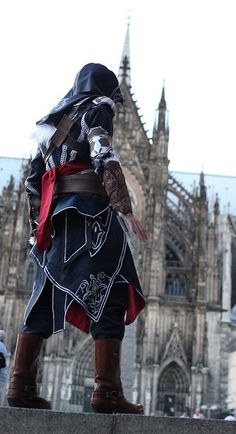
[21,280,128,340]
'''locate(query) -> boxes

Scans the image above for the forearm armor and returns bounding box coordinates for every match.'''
[102,160,132,214]
[28,196,41,236]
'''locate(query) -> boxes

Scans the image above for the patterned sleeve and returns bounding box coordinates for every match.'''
[25,146,46,198]
[85,103,132,215]
[85,103,115,172]
[25,146,46,234]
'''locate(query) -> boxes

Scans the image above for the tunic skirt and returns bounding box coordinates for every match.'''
[24,193,145,333]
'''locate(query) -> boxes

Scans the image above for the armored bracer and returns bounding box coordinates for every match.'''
[88,126,132,215]
[102,160,132,215]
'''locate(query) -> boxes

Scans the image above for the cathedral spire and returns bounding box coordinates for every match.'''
[214,193,219,215]
[118,18,131,86]
[199,171,207,202]
[153,84,169,140]
[158,85,166,110]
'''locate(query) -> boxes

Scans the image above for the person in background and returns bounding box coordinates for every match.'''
[7,63,147,414]
[180,407,190,418]
[0,330,9,406]
[224,410,236,421]
[193,407,205,419]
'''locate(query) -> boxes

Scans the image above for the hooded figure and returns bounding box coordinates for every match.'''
[7,63,146,414]
[37,63,123,126]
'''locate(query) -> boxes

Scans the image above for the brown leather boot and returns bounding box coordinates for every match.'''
[90,338,143,414]
[7,333,51,409]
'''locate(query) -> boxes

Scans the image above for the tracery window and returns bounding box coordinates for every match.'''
[157,362,189,416]
[0,252,9,287]
[165,273,186,296]
[70,339,94,411]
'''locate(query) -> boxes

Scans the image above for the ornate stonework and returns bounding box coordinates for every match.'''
[0,35,236,416]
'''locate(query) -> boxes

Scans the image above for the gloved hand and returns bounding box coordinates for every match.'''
[121,213,147,241]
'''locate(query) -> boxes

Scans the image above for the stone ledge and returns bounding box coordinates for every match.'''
[0,407,236,434]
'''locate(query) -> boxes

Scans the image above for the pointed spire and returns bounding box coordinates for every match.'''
[158,84,166,110]
[214,193,220,216]
[199,171,207,201]
[153,83,168,136]
[118,18,131,86]
[122,16,130,61]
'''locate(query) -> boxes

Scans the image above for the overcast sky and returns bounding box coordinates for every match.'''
[0,0,235,176]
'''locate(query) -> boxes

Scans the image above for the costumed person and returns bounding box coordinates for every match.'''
[193,408,205,419]
[0,330,9,406]
[7,63,147,413]
[224,411,236,421]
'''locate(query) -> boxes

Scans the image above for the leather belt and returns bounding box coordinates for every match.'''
[54,171,108,197]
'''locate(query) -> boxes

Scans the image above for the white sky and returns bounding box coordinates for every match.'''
[0,0,235,176]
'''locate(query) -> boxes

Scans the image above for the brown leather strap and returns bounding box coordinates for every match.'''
[44,96,95,164]
[54,172,108,197]
[64,135,83,152]
[44,111,77,164]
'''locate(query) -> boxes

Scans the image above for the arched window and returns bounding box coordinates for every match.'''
[166,246,180,267]
[157,362,189,416]
[0,252,9,288]
[70,338,94,412]
[165,273,186,296]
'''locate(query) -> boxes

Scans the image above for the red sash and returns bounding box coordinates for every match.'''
[36,162,92,253]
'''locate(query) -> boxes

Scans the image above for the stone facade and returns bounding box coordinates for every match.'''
[0,29,236,416]
[228,351,236,409]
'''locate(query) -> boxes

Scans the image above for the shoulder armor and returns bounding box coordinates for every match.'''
[92,96,116,114]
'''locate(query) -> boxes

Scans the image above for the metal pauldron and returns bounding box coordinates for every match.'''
[88,126,112,157]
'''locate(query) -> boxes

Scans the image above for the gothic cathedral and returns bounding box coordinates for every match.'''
[0,27,236,416]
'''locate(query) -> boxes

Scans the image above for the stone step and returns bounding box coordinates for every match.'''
[0,407,236,434]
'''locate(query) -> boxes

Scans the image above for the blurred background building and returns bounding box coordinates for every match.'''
[0,26,236,416]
